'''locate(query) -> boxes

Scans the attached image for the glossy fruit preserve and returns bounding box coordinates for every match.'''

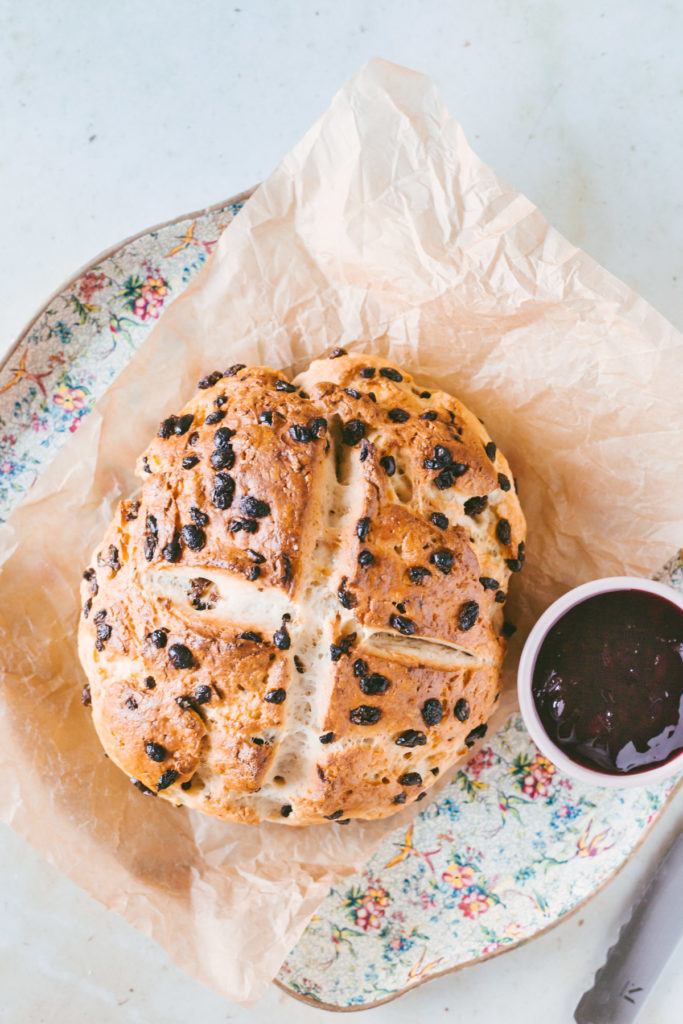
[532,589,683,774]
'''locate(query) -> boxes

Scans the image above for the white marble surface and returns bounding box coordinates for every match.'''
[1,1,682,1021]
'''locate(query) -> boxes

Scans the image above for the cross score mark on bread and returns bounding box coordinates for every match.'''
[78,353,526,824]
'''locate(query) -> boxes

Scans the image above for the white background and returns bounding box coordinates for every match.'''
[1,1,682,1021]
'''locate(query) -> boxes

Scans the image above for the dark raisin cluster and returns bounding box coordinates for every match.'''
[423,445,468,490]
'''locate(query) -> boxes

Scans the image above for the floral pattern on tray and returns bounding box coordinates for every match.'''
[0,201,245,521]
[1,195,679,1011]
[277,709,677,1008]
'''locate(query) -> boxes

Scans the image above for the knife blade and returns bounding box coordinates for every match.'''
[574,827,683,1023]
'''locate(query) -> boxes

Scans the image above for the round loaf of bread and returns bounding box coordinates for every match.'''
[78,353,525,824]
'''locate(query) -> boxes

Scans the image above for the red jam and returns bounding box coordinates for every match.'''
[532,590,683,775]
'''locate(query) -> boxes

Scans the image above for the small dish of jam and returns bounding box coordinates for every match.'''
[518,577,683,787]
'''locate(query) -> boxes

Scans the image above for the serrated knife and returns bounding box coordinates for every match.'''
[574,828,683,1023]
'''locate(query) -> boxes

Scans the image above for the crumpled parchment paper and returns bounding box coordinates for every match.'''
[1,58,682,1005]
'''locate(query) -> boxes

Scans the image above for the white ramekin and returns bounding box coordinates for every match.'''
[517,576,683,788]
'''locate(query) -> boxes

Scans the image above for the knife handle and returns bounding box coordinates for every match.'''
[574,828,683,1024]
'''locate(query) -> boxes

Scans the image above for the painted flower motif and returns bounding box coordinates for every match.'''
[467,746,495,779]
[511,753,556,799]
[291,976,322,999]
[442,862,476,890]
[1,459,16,475]
[54,383,87,412]
[458,889,495,919]
[382,926,430,965]
[504,922,523,940]
[142,275,168,298]
[52,321,73,344]
[354,900,385,931]
[121,272,169,322]
[350,879,392,930]
[367,885,390,908]
[436,796,461,818]
[78,271,106,302]
[342,879,391,934]
[419,888,437,910]
[550,803,583,831]
[387,933,413,953]
[522,764,555,799]
[514,864,534,884]
[30,413,48,432]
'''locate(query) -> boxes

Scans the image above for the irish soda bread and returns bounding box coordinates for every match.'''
[79,352,525,824]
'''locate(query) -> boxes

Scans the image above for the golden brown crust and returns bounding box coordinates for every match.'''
[320,644,498,746]
[329,451,503,657]
[294,658,499,822]
[78,354,526,824]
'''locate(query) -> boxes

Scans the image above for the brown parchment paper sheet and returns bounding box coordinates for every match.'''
[1,58,683,1005]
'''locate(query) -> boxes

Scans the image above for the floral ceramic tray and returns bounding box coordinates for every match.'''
[1,192,679,1012]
